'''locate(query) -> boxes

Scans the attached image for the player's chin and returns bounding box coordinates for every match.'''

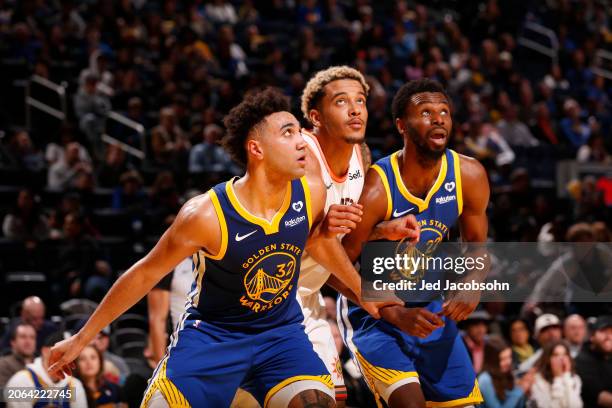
[344,132,366,144]
[290,166,306,179]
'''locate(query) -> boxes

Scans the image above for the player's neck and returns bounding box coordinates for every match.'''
[398,147,443,198]
[233,170,289,221]
[312,128,353,177]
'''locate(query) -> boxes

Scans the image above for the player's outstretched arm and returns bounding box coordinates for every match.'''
[441,155,490,321]
[48,193,221,378]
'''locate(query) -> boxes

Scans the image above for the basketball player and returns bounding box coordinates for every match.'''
[47,89,396,408]
[337,79,490,408]
[298,66,420,406]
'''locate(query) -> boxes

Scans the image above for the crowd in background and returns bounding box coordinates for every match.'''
[0,0,610,407]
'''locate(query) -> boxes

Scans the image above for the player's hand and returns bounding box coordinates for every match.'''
[440,289,481,321]
[380,305,444,338]
[321,203,363,237]
[376,214,420,243]
[360,300,404,319]
[47,334,87,379]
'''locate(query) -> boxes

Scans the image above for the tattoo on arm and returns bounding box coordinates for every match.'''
[360,143,371,169]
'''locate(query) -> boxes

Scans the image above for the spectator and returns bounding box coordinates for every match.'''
[149,107,190,167]
[577,134,610,163]
[519,314,563,374]
[496,104,539,148]
[509,318,534,365]
[74,344,121,407]
[111,170,147,212]
[47,142,93,191]
[462,310,491,373]
[559,99,592,149]
[97,144,131,188]
[44,124,92,167]
[2,188,49,243]
[54,212,112,301]
[0,297,57,354]
[0,323,36,387]
[464,118,515,168]
[563,314,587,358]
[1,130,45,184]
[4,331,87,408]
[530,340,583,408]
[73,72,112,159]
[188,124,238,175]
[90,327,130,385]
[478,335,534,408]
[205,0,237,25]
[575,316,612,408]
[525,223,612,317]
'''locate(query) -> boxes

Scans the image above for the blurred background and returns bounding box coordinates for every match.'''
[0,1,610,407]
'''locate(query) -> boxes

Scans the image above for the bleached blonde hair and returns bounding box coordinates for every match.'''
[300,66,370,124]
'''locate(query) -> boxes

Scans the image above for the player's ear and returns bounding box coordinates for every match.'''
[246,138,264,161]
[309,109,321,128]
[395,118,406,135]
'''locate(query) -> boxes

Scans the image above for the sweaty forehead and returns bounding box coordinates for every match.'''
[410,92,449,106]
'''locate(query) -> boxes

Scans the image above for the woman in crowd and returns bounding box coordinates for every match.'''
[509,318,534,365]
[478,335,534,407]
[74,344,121,407]
[529,340,583,408]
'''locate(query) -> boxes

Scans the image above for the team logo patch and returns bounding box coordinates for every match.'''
[292,201,303,212]
[444,181,455,192]
[240,247,300,313]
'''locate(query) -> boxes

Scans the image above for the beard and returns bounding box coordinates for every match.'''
[406,125,447,163]
[342,131,366,144]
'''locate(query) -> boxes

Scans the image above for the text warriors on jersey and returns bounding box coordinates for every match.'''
[240,242,303,313]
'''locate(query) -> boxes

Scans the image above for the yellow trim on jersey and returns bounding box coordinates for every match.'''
[264,375,334,408]
[450,150,463,216]
[226,179,292,235]
[141,358,191,408]
[192,250,205,307]
[390,151,447,213]
[425,380,483,407]
[355,351,418,385]
[206,190,228,260]
[300,176,313,230]
[371,164,393,221]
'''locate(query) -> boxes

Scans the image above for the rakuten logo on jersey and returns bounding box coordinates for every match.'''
[348,169,362,180]
[435,195,456,205]
[285,215,306,227]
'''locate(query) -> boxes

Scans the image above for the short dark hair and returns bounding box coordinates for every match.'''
[10,323,35,341]
[221,88,290,166]
[391,78,450,121]
[43,331,67,348]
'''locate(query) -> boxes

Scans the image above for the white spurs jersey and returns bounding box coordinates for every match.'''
[298,130,365,297]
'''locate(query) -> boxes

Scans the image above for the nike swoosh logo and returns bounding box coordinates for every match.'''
[235,230,257,241]
[325,182,333,190]
[393,208,414,218]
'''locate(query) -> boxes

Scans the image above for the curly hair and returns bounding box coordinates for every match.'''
[300,66,369,124]
[221,87,290,166]
[391,78,450,121]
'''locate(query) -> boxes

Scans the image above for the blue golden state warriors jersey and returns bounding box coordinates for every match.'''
[371,149,463,303]
[185,176,313,332]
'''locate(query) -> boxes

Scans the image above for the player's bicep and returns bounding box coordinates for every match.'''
[458,156,490,242]
[342,168,387,262]
[142,194,220,277]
